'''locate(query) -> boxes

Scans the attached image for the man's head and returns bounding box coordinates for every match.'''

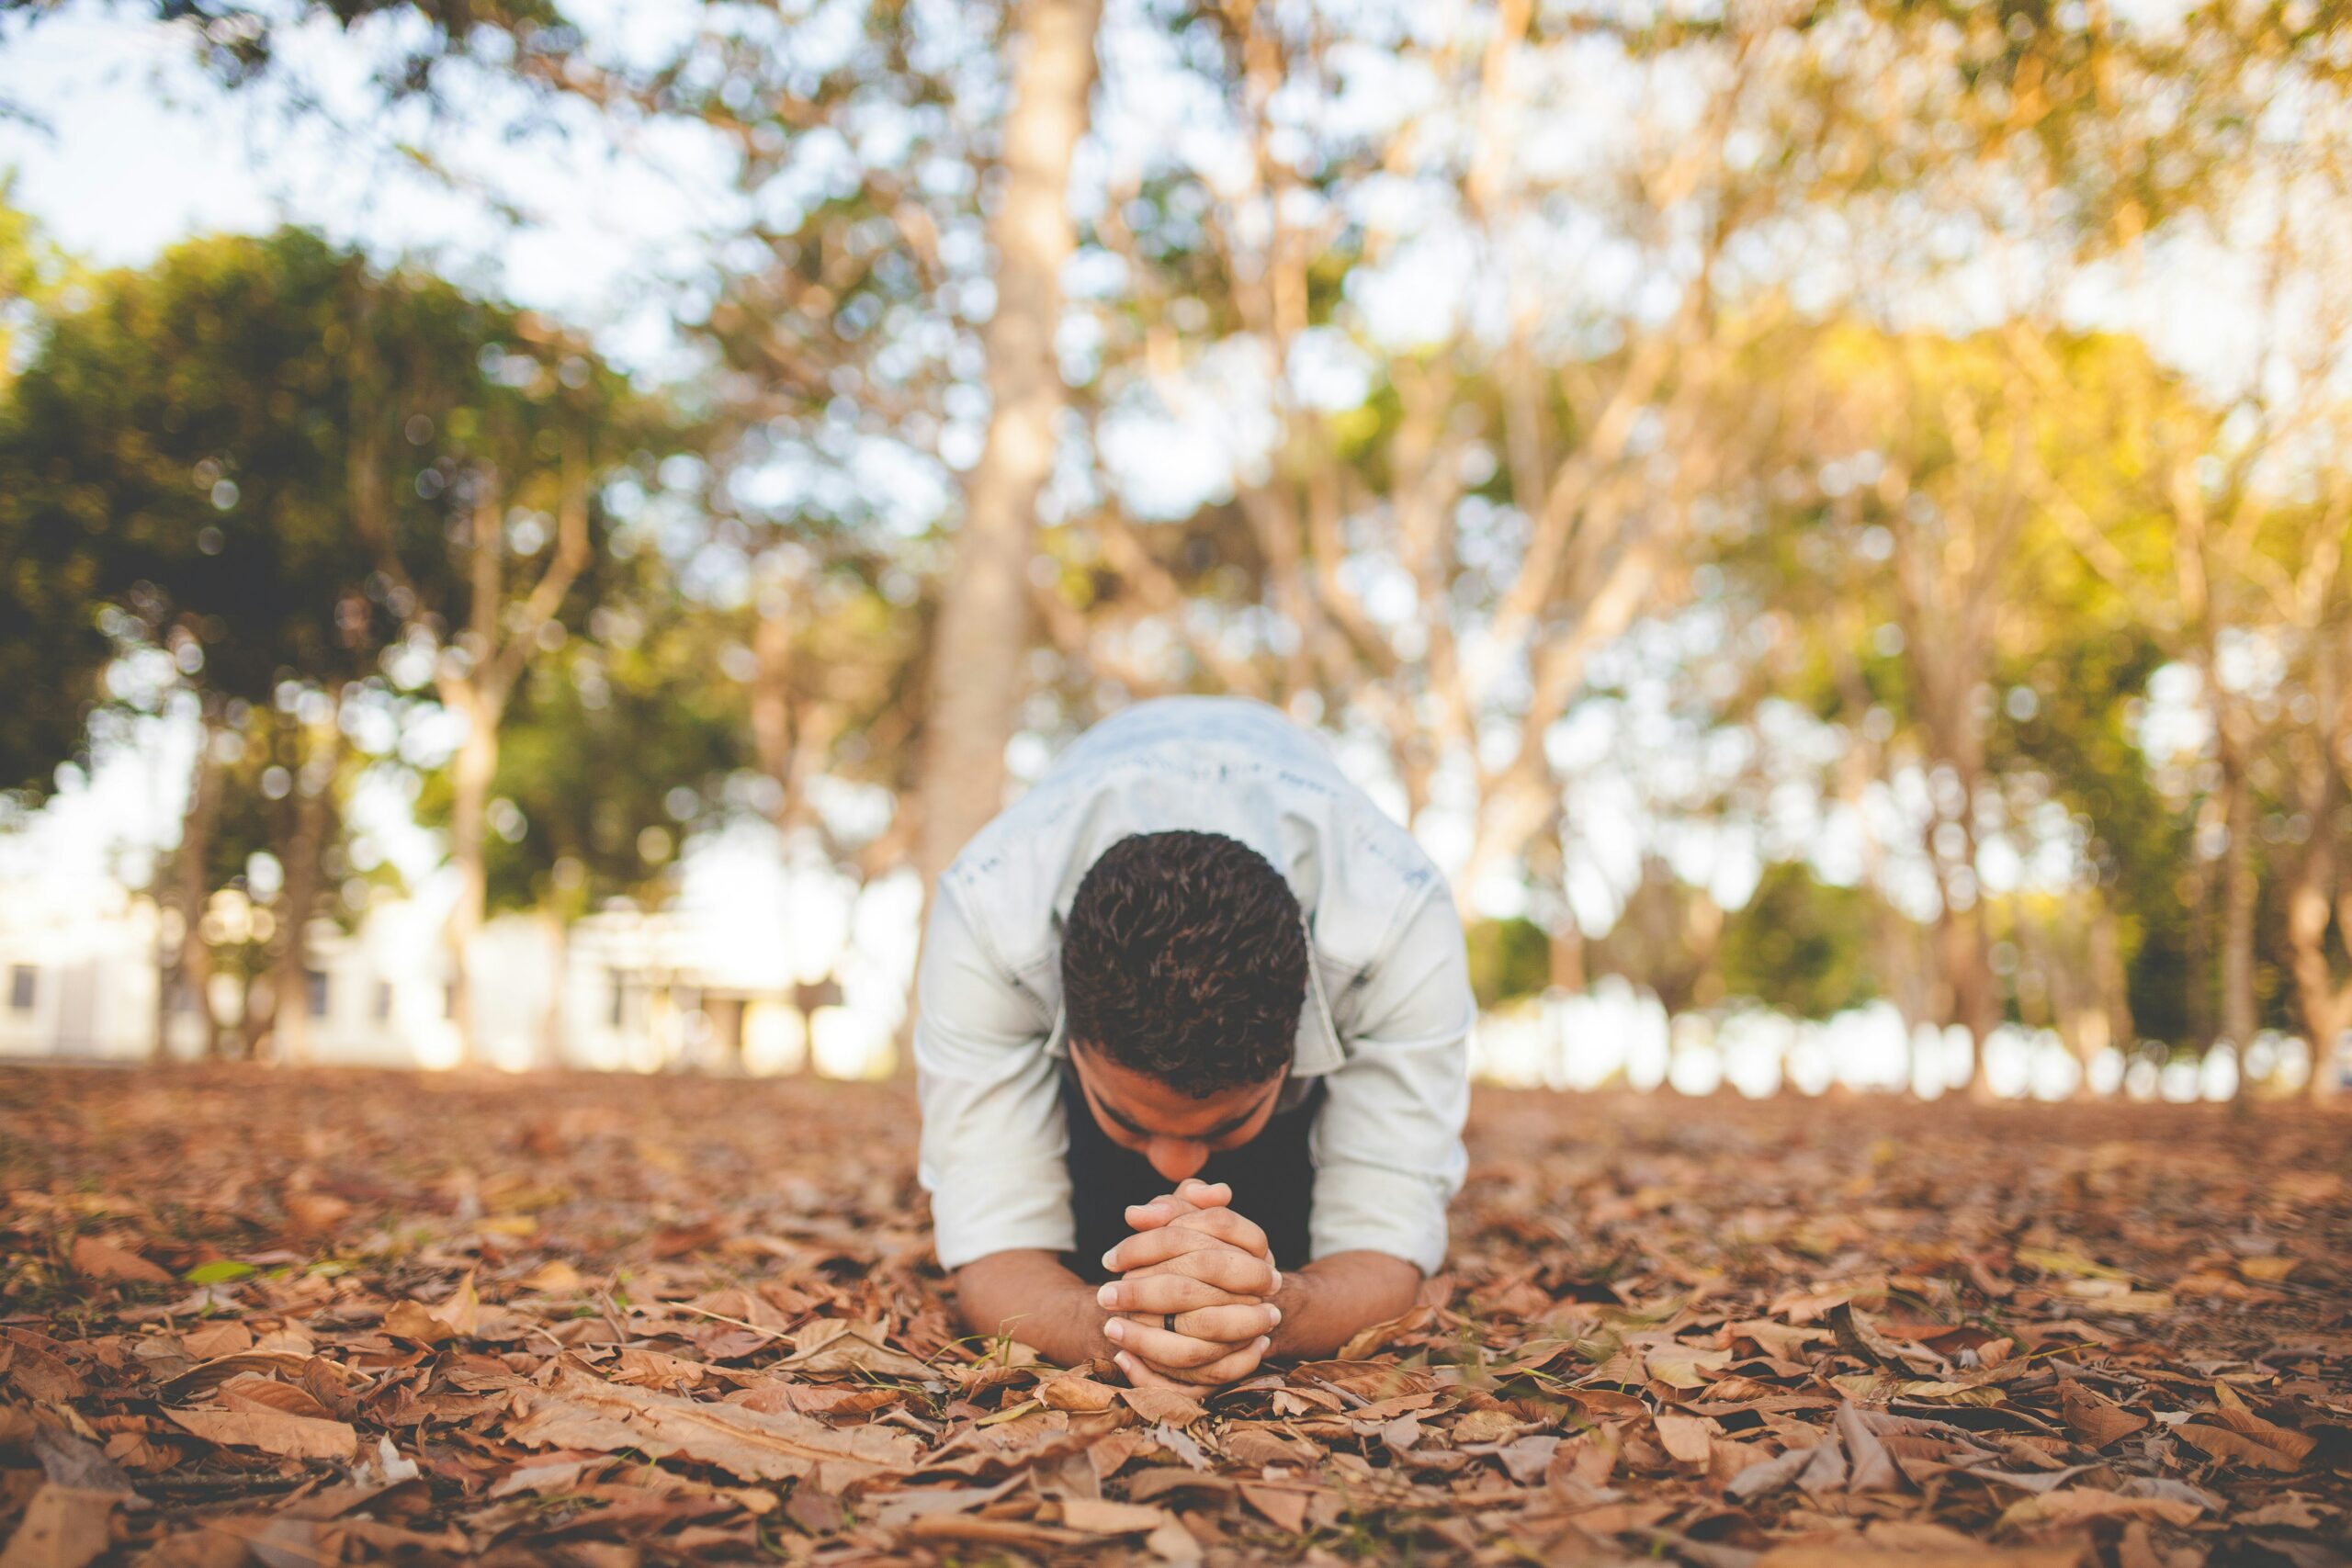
[1061,830,1308,1181]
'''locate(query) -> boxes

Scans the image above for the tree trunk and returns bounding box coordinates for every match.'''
[540,911,571,1072]
[2089,899,2135,1095]
[2287,711,2348,1104]
[2217,741,2259,1101]
[2288,864,2349,1105]
[162,716,227,1062]
[267,728,340,1067]
[1938,898,2002,1101]
[446,682,501,1065]
[1547,919,1586,994]
[914,0,1102,893]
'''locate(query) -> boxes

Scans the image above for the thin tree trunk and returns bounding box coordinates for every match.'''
[2288,703,2348,1103]
[2288,851,2349,1105]
[162,715,227,1062]
[268,728,341,1067]
[2217,740,2259,1102]
[1935,897,2002,1100]
[2186,841,2216,1052]
[1547,919,1586,994]
[2090,900,2135,1095]
[446,683,501,1065]
[915,0,1102,893]
[540,911,570,1072]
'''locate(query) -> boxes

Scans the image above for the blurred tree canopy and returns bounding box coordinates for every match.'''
[3,0,2351,1095]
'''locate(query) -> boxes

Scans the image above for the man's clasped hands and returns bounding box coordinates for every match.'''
[1094,1178,1284,1389]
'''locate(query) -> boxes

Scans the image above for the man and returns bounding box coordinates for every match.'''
[915,696,1472,1389]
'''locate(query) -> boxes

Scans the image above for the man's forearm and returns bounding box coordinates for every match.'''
[1268,1250,1421,1358]
[952,1249,1112,1368]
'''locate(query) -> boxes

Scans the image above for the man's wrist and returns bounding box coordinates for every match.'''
[1267,1266,1313,1354]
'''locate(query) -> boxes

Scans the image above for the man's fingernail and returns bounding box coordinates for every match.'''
[1096,1283,1118,1309]
[1101,1250,1119,1269]
[1105,1318,1126,1342]
[1256,1337,1271,1351]
[1268,1306,1283,1326]
[1270,1269,1283,1291]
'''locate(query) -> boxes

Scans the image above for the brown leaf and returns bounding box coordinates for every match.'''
[1492,1434,1559,1484]
[1038,1374,1121,1413]
[2056,1381,2146,1449]
[2212,1401,2316,1460]
[0,1335,85,1402]
[1838,1404,1902,1493]
[1146,1517,1203,1563]
[1239,1483,1312,1532]
[2174,1420,2306,1472]
[775,1319,932,1380]
[1058,1497,1169,1534]
[1222,1427,1320,1468]
[0,1485,119,1568]
[866,1477,1024,1527]
[1646,1346,1734,1389]
[158,1351,368,1404]
[67,1237,172,1286]
[215,1375,335,1421]
[1336,1305,1432,1359]
[902,1517,1085,1550]
[1996,1487,2204,1530]
[1116,1386,1205,1427]
[1449,1407,1521,1444]
[1654,1414,1713,1465]
[1725,1444,1818,1501]
[177,1321,254,1359]
[1756,1549,2086,1568]
[510,1368,918,1490]
[281,1192,353,1235]
[609,1348,709,1389]
[162,1408,358,1461]
[383,1272,479,1344]
[1795,1438,1849,1497]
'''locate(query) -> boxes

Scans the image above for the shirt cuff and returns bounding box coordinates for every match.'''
[1306,1157,1452,1275]
[923,1157,1078,1272]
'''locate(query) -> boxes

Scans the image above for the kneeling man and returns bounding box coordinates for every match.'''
[916,697,1471,1389]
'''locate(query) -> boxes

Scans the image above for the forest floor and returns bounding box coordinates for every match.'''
[0,1067,2346,1567]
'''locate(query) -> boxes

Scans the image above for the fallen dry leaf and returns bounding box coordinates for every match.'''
[775,1317,932,1379]
[2,1069,2346,1567]
[510,1365,919,1489]
[1996,1486,2206,1530]
[0,1485,117,1568]
[162,1407,359,1461]
[382,1271,478,1343]
[66,1236,171,1286]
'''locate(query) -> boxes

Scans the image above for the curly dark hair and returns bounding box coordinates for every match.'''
[1061,830,1309,1098]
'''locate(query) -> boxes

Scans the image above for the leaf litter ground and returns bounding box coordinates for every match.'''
[1,1068,2346,1567]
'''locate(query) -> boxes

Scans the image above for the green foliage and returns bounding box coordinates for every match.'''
[1464,917,1551,1009]
[0,0,578,95]
[0,228,391,799]
[1718,863,1878,1021]
[416,574,751,919]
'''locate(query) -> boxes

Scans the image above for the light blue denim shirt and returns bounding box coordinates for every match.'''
[914,696,1472,1275]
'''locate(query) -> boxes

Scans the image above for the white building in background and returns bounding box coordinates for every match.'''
[0,880,161,1061]
[0,880,874,1076]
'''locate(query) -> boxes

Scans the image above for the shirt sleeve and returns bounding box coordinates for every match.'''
[1306,886,1473,1275]
[913,885,1076,1271]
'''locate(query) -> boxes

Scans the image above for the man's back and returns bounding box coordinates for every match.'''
[936,695,1447,1043]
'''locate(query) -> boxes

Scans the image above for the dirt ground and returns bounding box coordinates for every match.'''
[0,1067,2346,1565]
